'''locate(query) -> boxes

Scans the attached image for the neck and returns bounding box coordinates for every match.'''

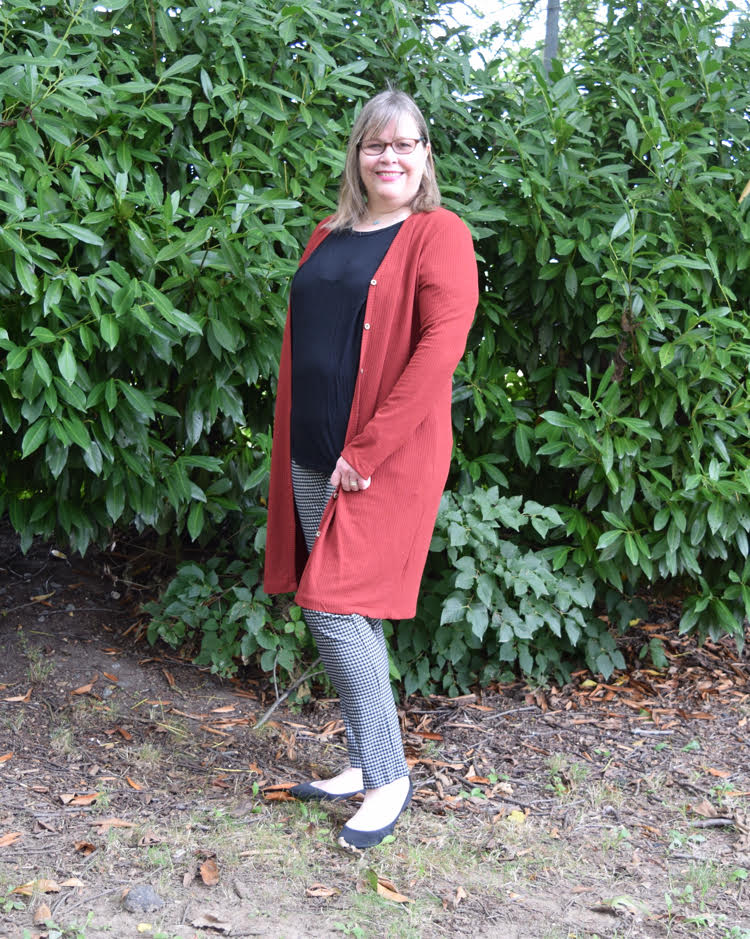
[363,206,409,227]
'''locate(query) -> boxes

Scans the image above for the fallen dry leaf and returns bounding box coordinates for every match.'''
[162,668,175,688]
[375,876,412,904]
[74,841,97,855]
[103,672,119,682]
[13,879,61,896]
[30,592,55,602]
[305,883,341,898]
[263,790,295,801]
[442,885,467,910]
[4,688,32,703]
[690,799,719,819]
[211,704,236,713]
[138,829,161,846]
[71,676,98,695]
[33,902,52,925]
[192,913,232,933]
[0,752,12,763]
[60,792,99,806]
[126,777,144,791]
[200,857,220,886]
[706,767,732,779]
[0,832,22,847]
[60,878,85,888]
[117,727,133,741]
[91,817,135,831]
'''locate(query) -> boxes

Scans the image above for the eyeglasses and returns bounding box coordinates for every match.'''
[358,137,426,156]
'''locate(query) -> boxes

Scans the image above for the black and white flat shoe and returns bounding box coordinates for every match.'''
[337,779,413,850]
[288,781,364,802]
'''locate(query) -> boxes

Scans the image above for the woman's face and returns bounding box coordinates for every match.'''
[357,114,429,217]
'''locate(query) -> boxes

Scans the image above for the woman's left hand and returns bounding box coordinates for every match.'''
[331,456,371,492]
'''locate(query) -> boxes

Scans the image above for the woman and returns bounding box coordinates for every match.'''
[264,88,478,850]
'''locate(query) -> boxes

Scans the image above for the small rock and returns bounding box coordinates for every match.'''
[122,884,164,914]
[233,878,251,900]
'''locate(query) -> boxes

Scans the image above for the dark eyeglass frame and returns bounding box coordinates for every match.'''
[357,137,427,156]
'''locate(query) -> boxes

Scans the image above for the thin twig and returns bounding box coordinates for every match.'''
[690,817,737,828]
[486,706,539,720]
[50,883,126,916]
[254,658,323,729]
[35,607,132,617]
[631,728,675,736]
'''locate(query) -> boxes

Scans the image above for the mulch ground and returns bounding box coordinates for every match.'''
[1,521,749,938]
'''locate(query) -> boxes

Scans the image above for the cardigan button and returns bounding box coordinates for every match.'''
[364,323,371,330]
[370,278,377,286]
[315,530,321,538]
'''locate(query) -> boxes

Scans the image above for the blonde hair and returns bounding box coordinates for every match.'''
[325,89,441,231]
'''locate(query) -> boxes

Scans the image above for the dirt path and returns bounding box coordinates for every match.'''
[1,525,749,939]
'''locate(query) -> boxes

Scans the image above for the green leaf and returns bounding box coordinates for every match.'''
[57,341,77,385]
[58,223,104,246]
[610,211,632,240]
[187,501,205,540]
[161,53,202,79]
[209,318,238,352]
[15,257,39,297]
[440,595,465,625]
[22,418,49,458]
[6,346,28,370]
[31,349,53,387]
[117,381,155,420]
[467,604,489,640]
[707,500,724,535]
[100,315,120,350]
[106,483,126,523]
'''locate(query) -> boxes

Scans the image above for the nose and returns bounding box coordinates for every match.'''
[377,143,400,158]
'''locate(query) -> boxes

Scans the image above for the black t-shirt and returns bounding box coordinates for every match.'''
[290,223,403,473]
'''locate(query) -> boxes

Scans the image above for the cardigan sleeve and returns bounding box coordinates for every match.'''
[341,212,478,480]
[263,219,333,594]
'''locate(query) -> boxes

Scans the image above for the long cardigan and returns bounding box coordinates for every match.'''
[263,207,479,619]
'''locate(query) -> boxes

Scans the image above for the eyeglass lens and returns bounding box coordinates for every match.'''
[360,138,421,155]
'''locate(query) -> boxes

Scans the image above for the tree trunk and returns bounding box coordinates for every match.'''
[544,0,561,74]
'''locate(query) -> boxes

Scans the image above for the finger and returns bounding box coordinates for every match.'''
[360,477,371,490]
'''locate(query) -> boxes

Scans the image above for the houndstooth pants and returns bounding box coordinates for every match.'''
[291,460,409,790]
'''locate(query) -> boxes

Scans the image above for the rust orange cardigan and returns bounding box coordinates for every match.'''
[263,207,479,619]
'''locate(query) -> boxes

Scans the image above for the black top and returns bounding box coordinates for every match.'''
[290,222,403,473]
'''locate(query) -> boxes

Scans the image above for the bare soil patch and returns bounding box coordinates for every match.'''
[1,523,749,939]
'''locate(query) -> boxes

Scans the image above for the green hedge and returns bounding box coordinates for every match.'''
[2,0,749,691]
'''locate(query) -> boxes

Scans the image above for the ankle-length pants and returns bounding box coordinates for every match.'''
[291,460,409,790]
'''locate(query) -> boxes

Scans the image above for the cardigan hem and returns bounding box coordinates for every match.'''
[293,589,416,622]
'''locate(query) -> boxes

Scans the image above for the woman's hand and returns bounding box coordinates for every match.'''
[331,456,371,492]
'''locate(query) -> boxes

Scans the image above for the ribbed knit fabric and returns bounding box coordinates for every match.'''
[264,208,479,620]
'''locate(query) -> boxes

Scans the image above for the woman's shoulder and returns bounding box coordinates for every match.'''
[412,206,470,234]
